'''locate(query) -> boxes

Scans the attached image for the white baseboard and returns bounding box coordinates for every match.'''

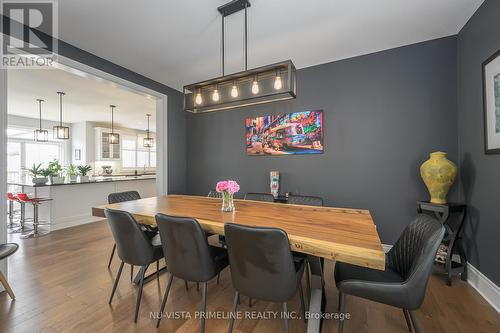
[467,263,500,313]
[383,243,499,314]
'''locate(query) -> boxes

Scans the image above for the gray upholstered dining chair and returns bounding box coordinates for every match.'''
[244,192,274,202]
[0,243,18,300]
[287,194,323,206]
[107,191,158,281]
[155,214,229,332]
[334,214,445,333]
[225,223,306,333]
[207,190,222,198]
[105,208,164,323]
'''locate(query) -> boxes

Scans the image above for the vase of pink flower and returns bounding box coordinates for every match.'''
[216,180,240,212]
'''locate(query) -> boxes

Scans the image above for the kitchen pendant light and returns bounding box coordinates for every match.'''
[108,105,120,144]
[143,113,154,148]
[183,0,296,113]
[53,91,70,140]
[34,99,48,142]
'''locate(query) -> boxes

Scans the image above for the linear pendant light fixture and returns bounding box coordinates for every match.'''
[53,91,70,140]
[108,105,120,144]
[34,99,48,142]
[143,113,154,148]
[183,0,296,113]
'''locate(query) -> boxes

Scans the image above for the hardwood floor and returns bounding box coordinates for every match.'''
[1,220,499,333]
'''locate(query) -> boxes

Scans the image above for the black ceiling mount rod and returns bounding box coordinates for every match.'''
[218,0,251,75]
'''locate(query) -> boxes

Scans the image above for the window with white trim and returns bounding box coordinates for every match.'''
[121,134,156,169]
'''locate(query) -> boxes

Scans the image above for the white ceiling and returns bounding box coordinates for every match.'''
[57,0,484,91]
[7,68,157,130]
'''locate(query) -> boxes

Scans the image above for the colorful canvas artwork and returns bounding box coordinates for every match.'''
[245,110,324,156]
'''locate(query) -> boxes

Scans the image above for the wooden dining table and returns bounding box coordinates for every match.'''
[92,194,385,333]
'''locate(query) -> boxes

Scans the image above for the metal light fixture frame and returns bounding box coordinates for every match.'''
[34,99,49,142]
[108,105,120,144]
[183,0,297,113]
[143,113,154,148]
[53,91,70,140]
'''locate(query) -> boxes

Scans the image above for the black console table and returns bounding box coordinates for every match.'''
[417,201,468,286]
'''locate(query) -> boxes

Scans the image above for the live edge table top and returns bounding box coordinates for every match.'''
[92,195,385,270]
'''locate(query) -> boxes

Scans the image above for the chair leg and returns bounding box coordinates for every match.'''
[249,297,252,307]
[109,261,124,304]
[130,265,134,281]
[338,291,345,333]
[403,309,413,332]
[134,264,147,323]
[107,244,116,268]
[0,271,15,300]
[156,260,160,280]
[217,272,221,284]
[200,282,208,333]
[409,311,422,333]
[305,262,311,301]
[185,280,189,291]
[298,281,306,322]
[197,282,200,291]
[227,291,239,333]
[283,302,289,333]
[157,274,174,328]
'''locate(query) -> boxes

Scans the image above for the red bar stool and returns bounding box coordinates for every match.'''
[6,192,20,228]
[16,193,52,238]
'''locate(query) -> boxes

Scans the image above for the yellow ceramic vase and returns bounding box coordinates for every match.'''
[420,151,457,204]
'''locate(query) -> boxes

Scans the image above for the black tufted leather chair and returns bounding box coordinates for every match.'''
[287,194,323,207]
[224,223,306,333]
[207,190,222,198]
[244,192,275,202]
[105,208,164,323]
[0,243,18,300]
[155,214,228,332]
[334,214,445,333]
[107,191,157,281]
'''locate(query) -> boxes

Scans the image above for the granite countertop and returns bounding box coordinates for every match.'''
[8,175,156,187]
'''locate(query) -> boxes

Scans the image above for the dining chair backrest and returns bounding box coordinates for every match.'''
[386,214,445,309]
[108,191,141,204]
[207,190,222,198]
[287,194,323,206]
[224,223,298,302]
[155,214,217,282]
[104,208,157,266]
[244,192,274,202]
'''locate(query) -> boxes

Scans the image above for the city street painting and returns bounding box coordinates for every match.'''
[246,110,324,156]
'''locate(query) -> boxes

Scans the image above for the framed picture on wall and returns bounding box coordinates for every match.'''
[482,48,500,154]
[75,149,81,160]
[245,110,324,156]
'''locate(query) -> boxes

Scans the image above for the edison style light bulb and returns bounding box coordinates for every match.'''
[195,92,203,105]
[274,75,282,90]
[212,88,220,102]
[231,83,239,98]
[251,79,259,94]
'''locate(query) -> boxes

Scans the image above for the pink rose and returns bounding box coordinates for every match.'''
[216,180,240,194]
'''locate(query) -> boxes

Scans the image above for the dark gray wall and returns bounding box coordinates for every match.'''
[187,37,459,244]
[57,41,187,194]
[457,0,500,285]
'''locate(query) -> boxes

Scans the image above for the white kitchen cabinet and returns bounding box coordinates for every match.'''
[95,127,121,161]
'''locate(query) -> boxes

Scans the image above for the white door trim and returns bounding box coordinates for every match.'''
[0,66,7,291]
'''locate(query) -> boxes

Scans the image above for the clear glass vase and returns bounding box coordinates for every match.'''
[221,192,234,212]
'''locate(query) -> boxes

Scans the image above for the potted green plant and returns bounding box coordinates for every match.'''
[77,165,92,182]
[65,164,78,182]
[27,163,48,185]
[47,159,65,184]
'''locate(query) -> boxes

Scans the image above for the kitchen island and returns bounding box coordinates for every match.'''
[8,176,156,231]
